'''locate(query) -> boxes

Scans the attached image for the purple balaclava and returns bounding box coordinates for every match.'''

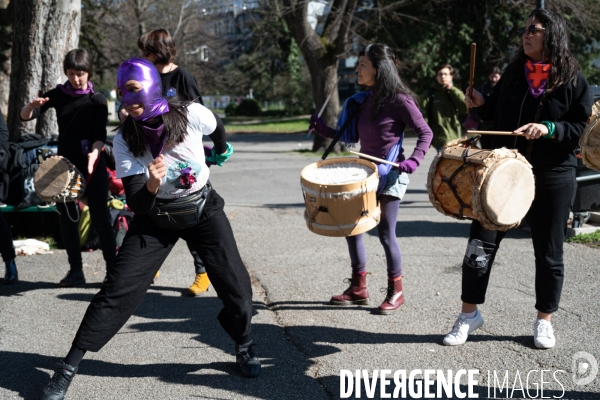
[117,58,169,121]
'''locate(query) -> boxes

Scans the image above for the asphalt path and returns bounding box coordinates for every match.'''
[1,134,599,399]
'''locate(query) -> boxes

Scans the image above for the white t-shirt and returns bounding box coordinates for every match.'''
[113,102,216,199]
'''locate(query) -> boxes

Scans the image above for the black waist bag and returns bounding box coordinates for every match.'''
[149,182,212,229]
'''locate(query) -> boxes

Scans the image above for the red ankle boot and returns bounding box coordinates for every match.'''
[330,273,369,305]
[377,277,404,314]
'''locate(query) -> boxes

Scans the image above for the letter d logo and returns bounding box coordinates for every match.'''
[572,351,598,386]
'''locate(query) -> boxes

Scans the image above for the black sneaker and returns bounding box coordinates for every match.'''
[59,270,86,287]
[3,259,18,284]
[41,361,78,400]
[235,340,261,378]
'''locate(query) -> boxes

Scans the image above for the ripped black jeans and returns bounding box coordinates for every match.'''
[461,167,576,314]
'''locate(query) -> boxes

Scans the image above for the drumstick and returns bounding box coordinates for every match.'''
[349,150,399,168]
[467,130,524,136]
[468,43,476,112]
[307,76,341,137]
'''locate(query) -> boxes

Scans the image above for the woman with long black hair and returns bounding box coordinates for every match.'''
[39,58,260,400]
[443,8,592,349]
[310,43,433,314]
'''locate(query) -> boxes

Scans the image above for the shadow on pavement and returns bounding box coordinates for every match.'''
[0,350,300,400]
[363,220,531,239]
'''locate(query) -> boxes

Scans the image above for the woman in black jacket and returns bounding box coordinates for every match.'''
[442,8,592,349]
[20,49,117,287]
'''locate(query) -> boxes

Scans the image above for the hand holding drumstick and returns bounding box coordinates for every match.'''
[464,88,485,108]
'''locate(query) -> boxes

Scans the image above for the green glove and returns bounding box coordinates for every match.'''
[206,142,233,166]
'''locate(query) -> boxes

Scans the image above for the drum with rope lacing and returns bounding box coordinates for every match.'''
[427,138,535,231]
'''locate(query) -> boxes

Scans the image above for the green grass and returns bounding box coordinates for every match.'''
[566,230,600,248]
[293,149,355,157]
[224,117,309,134]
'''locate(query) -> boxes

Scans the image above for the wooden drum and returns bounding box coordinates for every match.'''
[34,156,86,203]
[300,157,380,237]
[427,143,535,231]
[580,99,600,171]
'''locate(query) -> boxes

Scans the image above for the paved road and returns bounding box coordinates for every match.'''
[1,134,599,399]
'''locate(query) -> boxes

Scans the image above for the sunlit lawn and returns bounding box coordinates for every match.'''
[224,117,309,134]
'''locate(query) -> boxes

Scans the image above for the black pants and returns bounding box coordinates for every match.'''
[56,160,116,272]
[0,213,15,263]
[72,189,253,351]
[187,242,206,274]
[461,167,576,313]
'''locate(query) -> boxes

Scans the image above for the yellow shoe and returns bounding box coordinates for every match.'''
[188,272,210,296]
[152,271,160,285]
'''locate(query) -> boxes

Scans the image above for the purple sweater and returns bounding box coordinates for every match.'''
[358,93,432,166]
[323,92,433,168]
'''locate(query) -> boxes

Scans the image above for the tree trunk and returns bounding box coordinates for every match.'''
[281,0,357,153]
[7,0,80,141]
[0,0,12,116]
[307,59,341,152]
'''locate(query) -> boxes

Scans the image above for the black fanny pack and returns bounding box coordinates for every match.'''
[149,182,212,229]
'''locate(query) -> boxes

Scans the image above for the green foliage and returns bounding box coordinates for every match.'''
[215,11,312,116]
[364,0,600,98]
[235,98,262,117]
[225,103,238,117]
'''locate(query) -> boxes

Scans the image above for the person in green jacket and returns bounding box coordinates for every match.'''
[422,64,468,152]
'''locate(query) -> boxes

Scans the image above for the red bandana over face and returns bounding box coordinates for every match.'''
[524,59,551,98]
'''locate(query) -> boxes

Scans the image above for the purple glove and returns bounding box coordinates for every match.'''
[204,145,216,167]
[309,114,330,134]
[398,159,418,174]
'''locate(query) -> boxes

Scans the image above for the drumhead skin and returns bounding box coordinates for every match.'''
[35,157,71,199]
[300,157,380,237]
[480,158,535,226]
[34,156,85,202]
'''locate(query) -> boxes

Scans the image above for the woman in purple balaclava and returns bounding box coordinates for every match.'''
[39,58,260,400]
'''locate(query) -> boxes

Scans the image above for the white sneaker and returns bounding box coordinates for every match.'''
[443,310,484,346]
[533,319,555,349]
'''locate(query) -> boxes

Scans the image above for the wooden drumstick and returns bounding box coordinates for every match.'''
[468,43,476,112]
[349,150,399,168]
[467,130,524,136]
[307,76,341,137]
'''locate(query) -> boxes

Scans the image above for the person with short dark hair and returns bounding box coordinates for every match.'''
[135,28,210,295]
[138,28,204,105]
[423,63,468,152]
[20,49,117,287]
[443,8,593,349]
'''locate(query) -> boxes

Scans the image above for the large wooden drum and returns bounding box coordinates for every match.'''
[427,143,535,231]
[580,99,600,171]
[301,157,380,237]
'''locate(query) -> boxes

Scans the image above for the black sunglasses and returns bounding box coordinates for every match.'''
[518,25,546,37]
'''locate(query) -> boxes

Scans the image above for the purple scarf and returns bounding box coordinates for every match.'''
[137,122,167,159]
[56,81,95,98]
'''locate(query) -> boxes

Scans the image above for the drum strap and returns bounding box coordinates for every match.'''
[322,98,365,161]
